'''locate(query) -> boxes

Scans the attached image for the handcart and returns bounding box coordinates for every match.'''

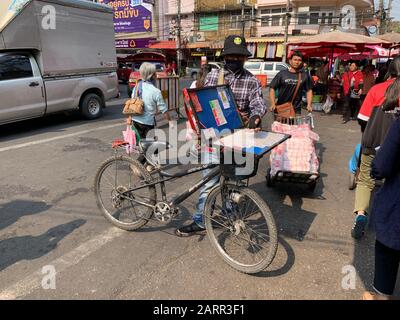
[266,114,320,192]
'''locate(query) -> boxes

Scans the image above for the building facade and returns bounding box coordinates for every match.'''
[256,0,376,37]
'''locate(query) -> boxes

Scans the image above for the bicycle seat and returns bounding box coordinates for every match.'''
[139,139,171,153]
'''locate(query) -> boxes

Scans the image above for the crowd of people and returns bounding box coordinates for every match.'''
[123,34,400,300]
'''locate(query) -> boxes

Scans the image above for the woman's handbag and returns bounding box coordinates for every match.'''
[123,81,144,115]
[275,72,302,118]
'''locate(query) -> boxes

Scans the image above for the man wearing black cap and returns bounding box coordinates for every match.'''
[176,35,267,237]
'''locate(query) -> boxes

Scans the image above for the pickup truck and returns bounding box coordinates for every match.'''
[0,0,119,125]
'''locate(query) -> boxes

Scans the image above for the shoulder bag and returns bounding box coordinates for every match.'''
[123,81,144,115]
[275,72,302,118]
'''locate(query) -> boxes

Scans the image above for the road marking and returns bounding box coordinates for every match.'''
[0,227,125,300]
[325,127,359,133]
[0,122,122,153]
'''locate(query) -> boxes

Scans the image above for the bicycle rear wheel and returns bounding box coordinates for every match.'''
[94,155,156,230]
[204,184,278,274]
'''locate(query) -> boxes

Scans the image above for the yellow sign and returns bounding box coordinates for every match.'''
[144,19,151,30]
[234,37,242,45]
[129,40,136,48]
[0,0,29,31]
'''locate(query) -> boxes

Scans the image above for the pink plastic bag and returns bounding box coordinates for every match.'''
[123,125,137,154]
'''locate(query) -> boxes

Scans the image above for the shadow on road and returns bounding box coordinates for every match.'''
[0,219,86,272]
[0,108,124,142]
[0,200,51,232]
[252,180,320,242]
[253,236,295,278]
[351,187,400,296]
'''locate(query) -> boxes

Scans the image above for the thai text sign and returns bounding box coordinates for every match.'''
[99,0,153,33]
[115,37,155,48]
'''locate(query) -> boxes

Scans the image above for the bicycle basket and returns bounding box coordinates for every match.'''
[220,149,260,180]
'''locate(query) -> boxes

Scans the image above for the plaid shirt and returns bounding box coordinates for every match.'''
[204,68,267,118]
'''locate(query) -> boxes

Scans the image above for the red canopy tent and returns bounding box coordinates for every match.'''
[288,31,390,59]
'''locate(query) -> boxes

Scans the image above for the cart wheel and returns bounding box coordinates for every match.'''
[348,173,357,190]
[308,180,317,192]
[266,168,275,188]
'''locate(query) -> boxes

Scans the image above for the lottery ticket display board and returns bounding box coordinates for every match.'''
[184,85,243,131]
[184,85,291,158]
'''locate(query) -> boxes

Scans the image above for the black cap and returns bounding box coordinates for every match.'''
[220,35,251,57]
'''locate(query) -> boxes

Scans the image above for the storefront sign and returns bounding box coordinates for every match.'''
[199,15,218,31]
[191,52,206,56]
[115,37,156,49]
[99,0,153,33]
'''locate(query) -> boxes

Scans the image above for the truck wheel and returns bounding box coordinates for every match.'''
[80,93,104,120]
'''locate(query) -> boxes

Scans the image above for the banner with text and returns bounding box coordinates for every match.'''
[99,0,153,33]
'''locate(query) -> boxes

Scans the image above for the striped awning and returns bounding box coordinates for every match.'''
[247,36,303,43]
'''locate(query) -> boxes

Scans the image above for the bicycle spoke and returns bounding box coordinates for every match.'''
[242,228,264,263]
[95,157,156,229]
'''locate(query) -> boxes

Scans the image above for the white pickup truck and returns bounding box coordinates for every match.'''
[0,0,119,125]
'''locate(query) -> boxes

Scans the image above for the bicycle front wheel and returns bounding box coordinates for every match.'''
[94,155,156,231]
[204,184,278,274]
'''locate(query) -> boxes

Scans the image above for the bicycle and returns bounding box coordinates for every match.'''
[94,136,287,274]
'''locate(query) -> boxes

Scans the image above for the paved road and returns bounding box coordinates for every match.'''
[0,88,398,300]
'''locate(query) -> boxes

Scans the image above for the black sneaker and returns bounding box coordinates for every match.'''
[175,222,206,237]
[351,215,368,239]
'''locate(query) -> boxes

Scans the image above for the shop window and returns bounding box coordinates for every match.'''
[298,13,308,25]
[310,12,319,24]
[261,16,269,27]
[271,15,281,26]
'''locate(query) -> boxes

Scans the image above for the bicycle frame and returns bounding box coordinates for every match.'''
[120,161,221,210]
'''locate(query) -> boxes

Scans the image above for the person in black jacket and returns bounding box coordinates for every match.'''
[363,78,400,300]
[351,57,400,239]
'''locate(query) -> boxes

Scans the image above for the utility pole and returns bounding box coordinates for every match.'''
[251,4,254,37]
[378,0,385,34]
[282,0,290,62]
[177,0,182,77]
[241,0,245,37]
[387,0,394,32]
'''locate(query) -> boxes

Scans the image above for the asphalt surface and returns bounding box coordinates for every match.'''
[0,82,399,300]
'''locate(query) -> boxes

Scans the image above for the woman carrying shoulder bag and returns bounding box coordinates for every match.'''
[126,62,173,141]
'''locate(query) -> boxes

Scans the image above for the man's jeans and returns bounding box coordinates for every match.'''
[193,150,220,228]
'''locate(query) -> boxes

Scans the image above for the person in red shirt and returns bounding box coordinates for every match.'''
[351,56,400,239]
[342,61,364,124]
[171,60,177,76]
